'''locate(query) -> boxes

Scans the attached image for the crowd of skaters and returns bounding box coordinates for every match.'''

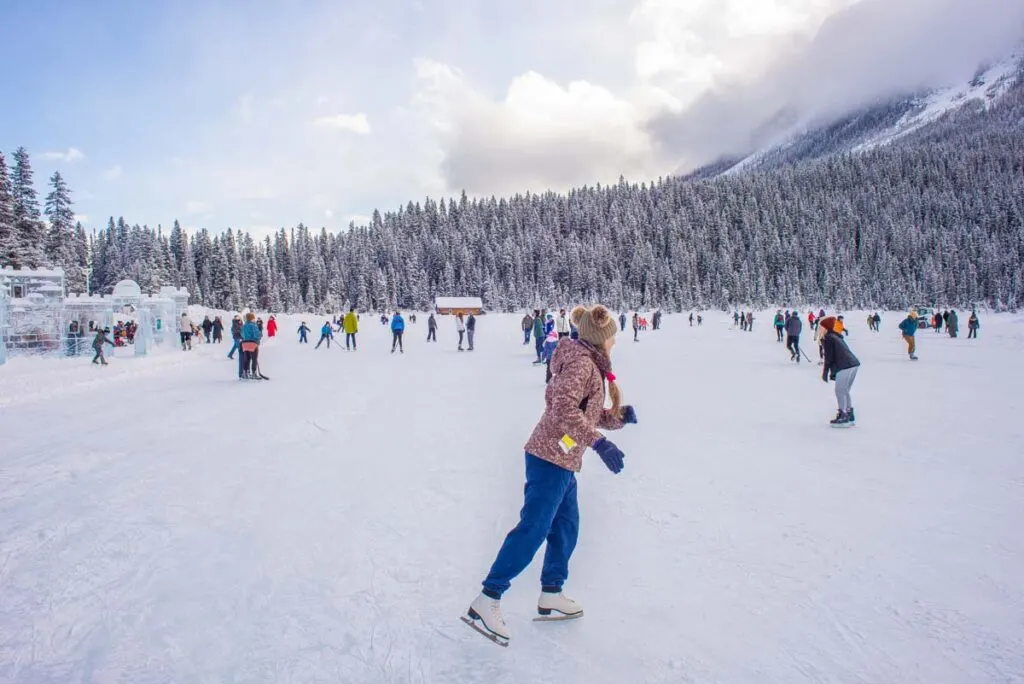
[297,307,478,354]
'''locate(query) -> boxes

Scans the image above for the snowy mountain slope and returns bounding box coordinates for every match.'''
[852,50,1022,152]
[1,313,1023,683]
[698,49,1024,178]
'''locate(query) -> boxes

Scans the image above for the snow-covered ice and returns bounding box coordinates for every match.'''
[1,312,1022,683]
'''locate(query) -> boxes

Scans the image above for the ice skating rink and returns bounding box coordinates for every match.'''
[1,312,1022,683]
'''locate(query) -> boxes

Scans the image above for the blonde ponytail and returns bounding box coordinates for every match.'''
[595,345,623,414]
[607,377,622,414]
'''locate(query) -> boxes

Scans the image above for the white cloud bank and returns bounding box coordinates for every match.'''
[416,0,1024,196]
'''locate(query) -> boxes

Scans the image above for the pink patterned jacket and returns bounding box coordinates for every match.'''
[524,340,625,472]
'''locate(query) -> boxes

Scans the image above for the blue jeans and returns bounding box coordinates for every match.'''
[482,453,579,599]
[227,339,240,358]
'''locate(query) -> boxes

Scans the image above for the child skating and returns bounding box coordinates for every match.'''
[463,305,638,646]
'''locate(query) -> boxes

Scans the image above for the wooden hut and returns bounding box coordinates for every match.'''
[434,297,483,315]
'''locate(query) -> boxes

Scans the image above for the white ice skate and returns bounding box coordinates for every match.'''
[462,593,510,646]
[534,591,583,621]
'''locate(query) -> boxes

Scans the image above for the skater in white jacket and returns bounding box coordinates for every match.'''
[177,313,194,350]
[555,309,571,338]
[455,313,467,351]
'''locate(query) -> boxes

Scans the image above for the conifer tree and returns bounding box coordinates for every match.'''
[0,151,16,267]
[11,147,46,268]
[44,170,80,289]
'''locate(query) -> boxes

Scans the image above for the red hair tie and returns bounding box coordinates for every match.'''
[606,372,616,383]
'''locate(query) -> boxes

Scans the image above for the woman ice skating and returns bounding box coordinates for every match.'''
[819,316,860,427]
[464,305,638,646]
[239,312,263,379]
[456,313,467,351]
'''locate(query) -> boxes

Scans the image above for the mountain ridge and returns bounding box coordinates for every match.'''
[689,48,1024,180]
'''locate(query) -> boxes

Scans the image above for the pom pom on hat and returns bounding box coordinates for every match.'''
[575,305,618,346]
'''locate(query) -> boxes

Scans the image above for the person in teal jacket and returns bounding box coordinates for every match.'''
[532,310,545,362]
[898,312,919,360]
[315,321,333,349]
[240,313,263,378]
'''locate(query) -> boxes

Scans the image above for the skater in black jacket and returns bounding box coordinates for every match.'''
[819,316,860,427]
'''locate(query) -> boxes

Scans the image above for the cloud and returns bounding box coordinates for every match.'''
[324,209,334,219]
[644,0,1024,168]
[415,0,1024,192]
[185,200,210,215]
[312,113,371,135]
[102,165,123,181]
[414,60,657,196]
[40,147,85,163]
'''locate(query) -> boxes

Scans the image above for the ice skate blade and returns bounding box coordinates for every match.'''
[533,611,583,622]
[829,423,855,429]
[460,615,509,647]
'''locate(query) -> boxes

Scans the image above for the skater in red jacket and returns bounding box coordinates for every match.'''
[266,316,278,338]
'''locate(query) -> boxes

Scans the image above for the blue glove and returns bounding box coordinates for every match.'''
[621,405,638,424]
[593,438,625,474]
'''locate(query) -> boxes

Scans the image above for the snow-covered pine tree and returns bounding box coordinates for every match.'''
[44,171,80,290]
[11,148,46,268]
[0,151,17,267]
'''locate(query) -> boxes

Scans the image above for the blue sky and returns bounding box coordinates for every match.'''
[2,0,1020,237]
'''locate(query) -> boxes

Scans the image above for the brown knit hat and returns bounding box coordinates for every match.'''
[572,305,618,346]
